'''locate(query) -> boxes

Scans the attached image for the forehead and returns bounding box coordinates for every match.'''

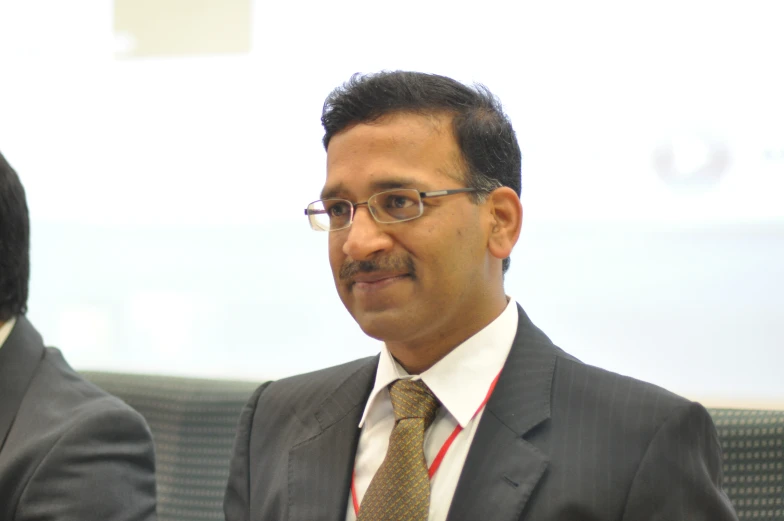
[322,112,464,198]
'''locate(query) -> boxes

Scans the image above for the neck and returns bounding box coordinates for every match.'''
[388,346,448,375]
[387,294,509,374]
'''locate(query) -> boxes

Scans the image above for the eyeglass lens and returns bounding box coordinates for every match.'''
[307,189,424,231]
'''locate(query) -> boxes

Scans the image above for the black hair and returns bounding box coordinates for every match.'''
[321,71,522,273]
[0,151,30,321]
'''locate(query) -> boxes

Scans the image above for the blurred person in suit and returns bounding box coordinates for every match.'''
[224,71,737,521]
[0,151,158,521]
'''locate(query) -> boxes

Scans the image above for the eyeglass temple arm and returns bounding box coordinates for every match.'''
[419,187,478,198]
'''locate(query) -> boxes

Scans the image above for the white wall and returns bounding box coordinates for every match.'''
[1,0,782,402]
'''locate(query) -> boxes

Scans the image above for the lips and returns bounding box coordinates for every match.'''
[352,272,409,284]
[350,273,410,294]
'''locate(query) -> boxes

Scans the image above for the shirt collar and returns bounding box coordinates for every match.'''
[359,298,518,428]
[0,316,17,351]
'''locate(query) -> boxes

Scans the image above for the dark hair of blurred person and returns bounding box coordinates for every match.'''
[0,151,30,323]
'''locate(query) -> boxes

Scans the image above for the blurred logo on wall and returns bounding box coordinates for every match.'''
[652,132,731,192]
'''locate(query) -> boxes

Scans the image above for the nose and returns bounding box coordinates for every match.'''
[341,206,394,260]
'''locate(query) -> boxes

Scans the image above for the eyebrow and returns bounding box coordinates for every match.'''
[320,177,420,200]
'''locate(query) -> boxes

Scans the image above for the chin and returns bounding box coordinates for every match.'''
[352,308,411,342]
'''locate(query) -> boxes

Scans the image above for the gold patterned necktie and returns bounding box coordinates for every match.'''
[357,379,440,521]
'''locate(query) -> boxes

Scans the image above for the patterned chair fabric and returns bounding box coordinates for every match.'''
[81,372,261,521]
[708,408,784,520]
[80,372,784,521]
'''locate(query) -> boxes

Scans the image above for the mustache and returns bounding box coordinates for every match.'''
[339,256,416,281]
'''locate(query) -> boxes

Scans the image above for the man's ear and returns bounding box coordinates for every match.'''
[485,187,522,261]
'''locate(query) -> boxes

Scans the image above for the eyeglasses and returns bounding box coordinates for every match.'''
[304,188,480,232]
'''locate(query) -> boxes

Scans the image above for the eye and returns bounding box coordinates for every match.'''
[325,201,351,218]
[384,194,417,209]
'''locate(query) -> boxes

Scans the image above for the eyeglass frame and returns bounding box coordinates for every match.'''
[304,187,485,232]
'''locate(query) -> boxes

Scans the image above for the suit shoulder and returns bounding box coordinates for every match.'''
[23,347,151,437]
[552,354,691,425]
[1,348,156,521]
[262,356,377,404]
[243,356,377,429]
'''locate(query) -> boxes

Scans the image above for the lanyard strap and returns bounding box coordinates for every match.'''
[351,371,502,516]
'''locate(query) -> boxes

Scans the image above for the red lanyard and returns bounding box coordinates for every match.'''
[351,371,501,516]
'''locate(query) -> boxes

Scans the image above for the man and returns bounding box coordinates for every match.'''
[0,151,158,521]
[224,72,737,520]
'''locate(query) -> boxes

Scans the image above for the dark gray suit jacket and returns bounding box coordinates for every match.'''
[225,305,737,520]
[0,316,158,521]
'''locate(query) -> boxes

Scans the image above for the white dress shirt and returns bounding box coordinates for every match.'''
[0,316,16,351]
[346,299,519,521]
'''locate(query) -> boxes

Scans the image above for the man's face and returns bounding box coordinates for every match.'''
[323,112,497,352]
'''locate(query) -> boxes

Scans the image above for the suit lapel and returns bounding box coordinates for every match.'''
[0,317,45,452]
[446,305,557,521]
[287,357,377,521]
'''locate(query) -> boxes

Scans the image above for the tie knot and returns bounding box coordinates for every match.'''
[388,379,439,427]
